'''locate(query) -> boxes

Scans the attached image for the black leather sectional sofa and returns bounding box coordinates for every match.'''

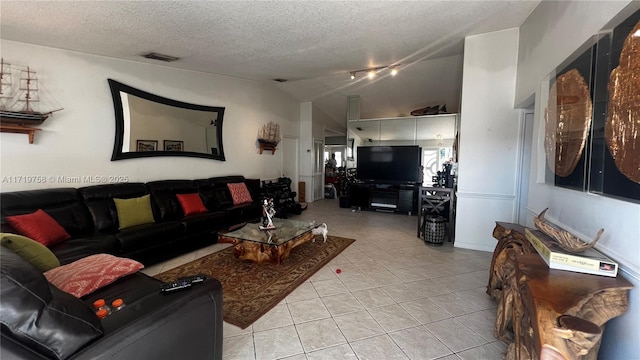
[0,175,262,360]
[0,175,262,265]
[1,246,224,360]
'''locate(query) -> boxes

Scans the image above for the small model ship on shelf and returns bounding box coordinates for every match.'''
[258,121,281,154]
[0,58,63,126]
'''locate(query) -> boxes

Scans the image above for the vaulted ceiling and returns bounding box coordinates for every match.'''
[1,1,540,132]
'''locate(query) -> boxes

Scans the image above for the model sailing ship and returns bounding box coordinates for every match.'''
[0,58,63,125]
[258,121,281,147]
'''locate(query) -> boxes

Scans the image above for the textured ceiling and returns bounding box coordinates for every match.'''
[0,1,540,130]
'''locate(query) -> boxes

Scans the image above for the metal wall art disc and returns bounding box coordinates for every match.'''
[545,69,593,177]
[606,20,640,184]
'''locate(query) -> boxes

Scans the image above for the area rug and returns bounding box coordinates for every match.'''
[155,235,355,329]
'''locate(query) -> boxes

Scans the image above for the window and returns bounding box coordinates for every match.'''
[423,148,453,186]
[422,149,438,186]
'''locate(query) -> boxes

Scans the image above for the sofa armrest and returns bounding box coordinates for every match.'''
[244,178,261,201]
[71,278,223,360]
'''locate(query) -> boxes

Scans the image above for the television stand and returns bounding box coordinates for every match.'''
[374,208,396,214]
[350,183,418,215]
[370,203,397,209]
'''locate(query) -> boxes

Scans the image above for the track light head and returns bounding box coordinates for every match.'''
[348,64,400,80]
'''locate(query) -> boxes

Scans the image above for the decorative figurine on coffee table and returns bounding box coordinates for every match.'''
[260,198,276,230]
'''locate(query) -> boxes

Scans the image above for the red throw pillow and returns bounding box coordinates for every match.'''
[176,193,208,216]
[44,254,144,298]
[227,182,253,205]
[6,209,71,246]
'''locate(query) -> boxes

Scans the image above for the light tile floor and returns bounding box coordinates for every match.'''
[142,199,505,360]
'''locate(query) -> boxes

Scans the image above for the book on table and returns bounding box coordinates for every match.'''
[524,228,618,277]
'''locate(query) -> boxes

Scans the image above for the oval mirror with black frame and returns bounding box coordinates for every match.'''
[108,79,225,161]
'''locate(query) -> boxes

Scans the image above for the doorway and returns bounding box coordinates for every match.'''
[324,146,346,169]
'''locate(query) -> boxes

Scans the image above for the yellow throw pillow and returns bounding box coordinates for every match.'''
[113,194,155,230]
[0,233,60,272]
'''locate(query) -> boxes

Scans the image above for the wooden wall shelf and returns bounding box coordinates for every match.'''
[259,144,277,154]
[0,124,41,144]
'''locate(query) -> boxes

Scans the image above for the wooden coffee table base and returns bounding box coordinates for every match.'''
[219,231,315,264]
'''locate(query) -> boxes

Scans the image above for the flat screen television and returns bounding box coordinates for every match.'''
[356,146,422,184]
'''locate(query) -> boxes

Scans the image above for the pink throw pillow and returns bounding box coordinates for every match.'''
[44,254,144,298]
[176,193,208,216]
[227,182,253,205]
[6,209,71,246]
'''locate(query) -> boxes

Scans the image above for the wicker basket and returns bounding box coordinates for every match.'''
[423,216,447,245]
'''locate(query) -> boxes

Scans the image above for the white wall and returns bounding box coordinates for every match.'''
[312,105,330,140]
[358,54,464,118]
[318,105,345,137]
[455,28,521,252]
[515,1,633,107]
[517,3,640,358]
[0,40,299,191]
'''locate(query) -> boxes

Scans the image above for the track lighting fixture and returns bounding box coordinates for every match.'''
[348,64,400,80]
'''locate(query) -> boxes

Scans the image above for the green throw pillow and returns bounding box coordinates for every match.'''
[0,233,60,272]
[114,194,155,230]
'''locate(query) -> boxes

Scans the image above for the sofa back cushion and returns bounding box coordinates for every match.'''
[245,178,262,200]
[194,179,219,211]
[0,248,103,359]
[0,188,94,237]
[209,176,247,208]
[147,180,198,220]
[80,183,149,233]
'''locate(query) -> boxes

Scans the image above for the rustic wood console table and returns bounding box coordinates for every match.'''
[488,222,632,360]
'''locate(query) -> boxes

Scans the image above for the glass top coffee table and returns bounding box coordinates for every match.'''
[218,219,317,264]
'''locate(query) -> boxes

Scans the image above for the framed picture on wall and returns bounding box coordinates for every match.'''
[136,140,158,152]
[539,8,640,203]
[543,41,595,192]
[164,140,184,151]
[589,9,640,203]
